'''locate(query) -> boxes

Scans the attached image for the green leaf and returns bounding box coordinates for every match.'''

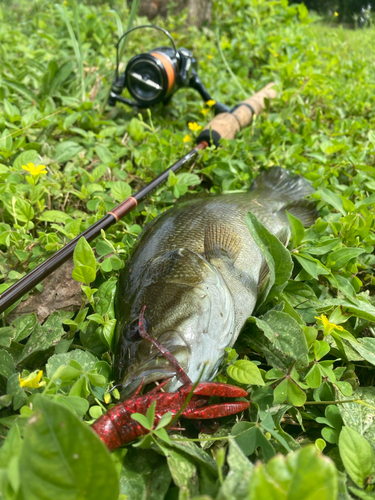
[248,445,338,500]
[127,118,145,141]
[305,364,322,389]
[319,298,375,324]
[314,340,330,360]
[326,247,365,270]
[73,236,96,269]
[86,370,106,387]
[13,150,39,170]
[0,349,15,378]
[18,312,64,364]
[55,395,89,417]
[38,210,72,223]
[154,428,172,445]
[131,413,152,431]
[6,373,27,410]
[47,60,74,96]
[246,212,293,307]
[176,173,201,187]
[294,253,330,279]
[69,375,89,398]
[0,326,16,347]
[95,145,113,163]
[337,387,375,452]
[146,400,156,427]
[253,310,309,368]
[155,412,173,430]
[96,240,114,256]
[101,318,117,351]
[168,437,217,474]
[110,181,131,202]
[96,278,117,318]
[218,439,253,500]
[351,338,375,366]
[2,78,36,102]
[54,141,84,163]
[339,426,375,488]
[227,359,265,385]
[46,350,97,379]
[348,488,375,500]
[354,192,375,211]
[303,237,341,256]
[101,258,113,272]
[119,448,171,500]
[87,313,104,325]
[322,426,340,444]
[319,188,346,216]
[286,210,305,247]
[57,365,82,381]
[10,197,35,223]
[18,395,118,500]
[231,422,275,461]
[274,378,306,407]
[72,265,96,285]
[164,445,199,494]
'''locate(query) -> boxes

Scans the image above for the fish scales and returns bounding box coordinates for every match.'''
[114,167,317,397]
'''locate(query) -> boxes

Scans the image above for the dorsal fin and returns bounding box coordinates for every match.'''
[251,167,314,201]
[204,224,242,262]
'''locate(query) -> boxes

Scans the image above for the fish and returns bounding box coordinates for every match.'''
[113,167,317,397]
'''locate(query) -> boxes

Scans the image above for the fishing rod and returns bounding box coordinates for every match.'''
[0,83,276,315]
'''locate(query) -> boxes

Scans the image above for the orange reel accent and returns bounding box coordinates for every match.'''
[151,51,176,94]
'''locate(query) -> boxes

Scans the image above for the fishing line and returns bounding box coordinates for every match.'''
[1,103,79,141]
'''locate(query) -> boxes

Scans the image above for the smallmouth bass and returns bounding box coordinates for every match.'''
[114,167,317,396]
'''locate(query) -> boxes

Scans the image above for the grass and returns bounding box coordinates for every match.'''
[1,0,375,499]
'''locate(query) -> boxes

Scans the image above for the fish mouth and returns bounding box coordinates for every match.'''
[119,336,190,398]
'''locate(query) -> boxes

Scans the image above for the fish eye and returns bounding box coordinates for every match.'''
[129,316,148,341]
[130,327,142,341]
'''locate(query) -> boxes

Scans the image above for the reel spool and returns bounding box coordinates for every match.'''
[108,25,230,113]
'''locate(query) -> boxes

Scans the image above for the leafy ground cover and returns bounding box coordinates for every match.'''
[1,0,375,498]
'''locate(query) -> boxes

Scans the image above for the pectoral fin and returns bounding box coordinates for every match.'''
[204,224,242,263]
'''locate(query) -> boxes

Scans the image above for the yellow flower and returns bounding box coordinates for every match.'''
[315,315,344,336]
[207,55,213,60]
[206,100,216,108]
[188,122,202,132]
[19,370,45,388]
[200,108,210,116]
[334,11,339,17]
[22,163,47,176]
[183,134,192,143]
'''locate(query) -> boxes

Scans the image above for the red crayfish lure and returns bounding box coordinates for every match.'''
[92,307,250,451]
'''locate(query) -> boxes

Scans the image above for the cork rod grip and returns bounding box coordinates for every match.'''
[199,83,277,144]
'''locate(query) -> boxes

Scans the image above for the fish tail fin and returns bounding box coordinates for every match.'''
[282,200,318,227]
[251,167,314,201]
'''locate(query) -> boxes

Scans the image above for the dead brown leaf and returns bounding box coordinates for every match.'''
[7,259,83,324]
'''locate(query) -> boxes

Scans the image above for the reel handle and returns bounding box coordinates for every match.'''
[196,83,277,147]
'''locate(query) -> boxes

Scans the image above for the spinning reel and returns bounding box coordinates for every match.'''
[108,25,230,113]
